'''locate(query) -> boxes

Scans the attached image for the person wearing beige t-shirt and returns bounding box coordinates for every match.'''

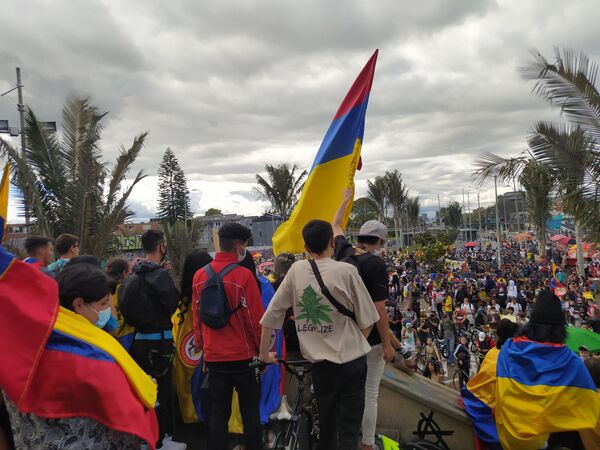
[259,219,379,450]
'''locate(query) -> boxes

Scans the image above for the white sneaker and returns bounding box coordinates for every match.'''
[157,434,187,450]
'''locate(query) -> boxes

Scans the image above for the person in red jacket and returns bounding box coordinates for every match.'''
[192,222,264,450]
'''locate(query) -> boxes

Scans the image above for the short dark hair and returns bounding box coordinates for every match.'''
[495,318,519,349]
[584,358,600,388]
[24,235,51,256]
[218,223,252,252]
[55,234,79,255]
[141,229,165,253]
[106,257,130,294]
[357,235,380,245]
[57,264,111,309]
[302,220,333,255]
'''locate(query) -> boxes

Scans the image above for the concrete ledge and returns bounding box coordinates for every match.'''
[377,364,475,449]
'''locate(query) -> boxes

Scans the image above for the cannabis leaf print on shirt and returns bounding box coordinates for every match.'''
[296,285,334,326]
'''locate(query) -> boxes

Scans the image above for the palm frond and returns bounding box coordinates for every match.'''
[472,152,529,187]
[524,48,600,141]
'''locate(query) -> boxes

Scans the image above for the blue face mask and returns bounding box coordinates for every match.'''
[88,304,112,328]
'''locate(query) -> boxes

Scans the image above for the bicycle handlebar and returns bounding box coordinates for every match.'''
[249,358,311,371]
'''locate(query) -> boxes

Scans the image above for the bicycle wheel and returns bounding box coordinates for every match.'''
[452,370,468,391]
[297,411,313,450]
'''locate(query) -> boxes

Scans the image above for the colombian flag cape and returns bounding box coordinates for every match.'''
[461,347,502,449]
[172,306,202,423]
[0,248,159,447]
[495,337,599,450]
[272,50,378,254]
[462,340,600,450]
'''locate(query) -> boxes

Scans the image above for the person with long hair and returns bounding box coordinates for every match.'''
[106,258,133,344]
[172,250,212,424]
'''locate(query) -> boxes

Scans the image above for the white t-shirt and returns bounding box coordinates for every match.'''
[261,258,379,364]
[461,303,475,321]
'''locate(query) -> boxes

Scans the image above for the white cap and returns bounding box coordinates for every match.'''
[357,220,387,241]
[478,332,486,341]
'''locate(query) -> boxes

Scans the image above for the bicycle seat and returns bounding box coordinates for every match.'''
[269,394,295,421]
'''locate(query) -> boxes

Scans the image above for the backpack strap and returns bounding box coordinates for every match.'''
[203,263,245,314]
[308,259,357,324]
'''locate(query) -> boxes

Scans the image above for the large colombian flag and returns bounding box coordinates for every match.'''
[494,337,600,450]
[0,247,159,447]
[272,50,378,254]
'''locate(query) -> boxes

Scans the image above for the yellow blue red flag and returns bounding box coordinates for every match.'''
[0,163,8,242]
[495,337,600,450]
[461,347,502,449]
[272,50,378,254]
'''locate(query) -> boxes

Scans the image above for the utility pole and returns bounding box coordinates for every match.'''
[437,194,442,229]
[513,178,522,250]
[477,191,482,241]
[462,188,466,241]
[16,67,30,225]
[467,191,472,241]
[495,176,502,267]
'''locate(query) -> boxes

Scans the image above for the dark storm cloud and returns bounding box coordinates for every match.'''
[1,0,600,219]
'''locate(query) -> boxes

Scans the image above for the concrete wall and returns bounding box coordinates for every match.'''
[377,365,475,449]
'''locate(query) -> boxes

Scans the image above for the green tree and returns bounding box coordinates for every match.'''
[523,48,600,272]
[474,153,556,258]
[0,97,146,257]
[205,208,222,217]
[441,201,463,228]
[349,197,378,229]
[384,169,408,247]
[157,147,191,225]
[255,163,307,220]
[366,176,388,222]
[406,196,421,227]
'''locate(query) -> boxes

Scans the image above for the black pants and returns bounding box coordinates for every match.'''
[311,355,367,450]
[206,360,262,450]
[130,337,174,444]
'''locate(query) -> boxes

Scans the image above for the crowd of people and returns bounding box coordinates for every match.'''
[1,188,600,450]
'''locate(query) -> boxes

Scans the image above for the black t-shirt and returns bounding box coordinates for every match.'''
[334,235,388,346]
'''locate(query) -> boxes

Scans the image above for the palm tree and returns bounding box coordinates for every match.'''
[474,153,556,258]
[255,163,307,220]
[406,196,421,227]
[442,201,463,229]
[0,97,147,257]
[524,48,600,273]
[366,176,388,222]
[527,124,597,273]
[383,170,407,248]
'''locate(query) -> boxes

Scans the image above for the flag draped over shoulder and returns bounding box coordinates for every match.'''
[272,50,378,254]
[495,337,600,450]
[461,347,502,450]
[172,306,202,423]
[0,251,159,447]
[0,163,8,242]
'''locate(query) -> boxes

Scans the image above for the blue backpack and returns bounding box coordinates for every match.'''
[198,263,243,329]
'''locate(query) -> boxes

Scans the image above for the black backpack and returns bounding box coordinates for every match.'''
[118,271,158,330]
[341,251,374,278]
[198,263,243,329]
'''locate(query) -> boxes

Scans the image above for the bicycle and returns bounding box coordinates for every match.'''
[452,367,470,391]
[250,358,314,450]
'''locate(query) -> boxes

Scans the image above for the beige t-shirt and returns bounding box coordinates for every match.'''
[260,258,379,364]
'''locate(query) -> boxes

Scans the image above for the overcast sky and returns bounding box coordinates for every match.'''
[2,0,599,222]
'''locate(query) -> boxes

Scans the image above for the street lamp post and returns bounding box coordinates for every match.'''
[495,176,502,267]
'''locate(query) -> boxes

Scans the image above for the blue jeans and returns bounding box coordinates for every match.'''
[445,336,456,364]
